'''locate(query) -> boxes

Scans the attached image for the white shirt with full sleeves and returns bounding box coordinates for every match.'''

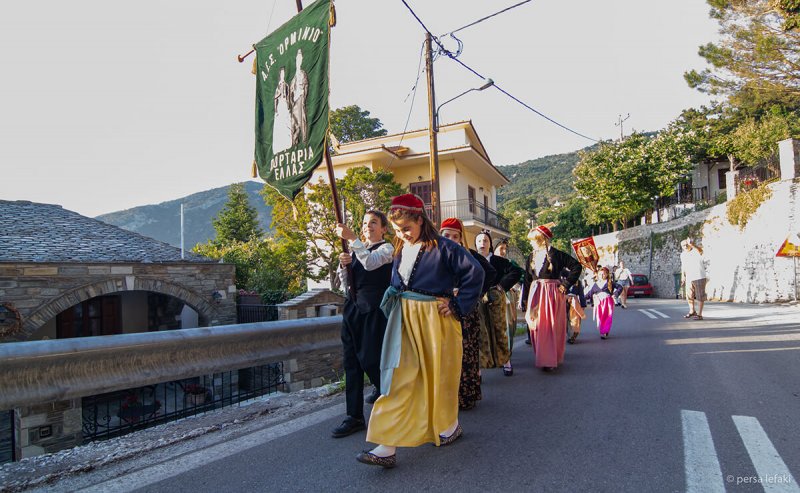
[398,242,424,285]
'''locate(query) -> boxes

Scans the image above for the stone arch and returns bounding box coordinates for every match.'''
[22,277,219,338]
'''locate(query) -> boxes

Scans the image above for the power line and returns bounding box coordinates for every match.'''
[444,0,533,36]
[398,0,599,143]
[387,40,427,172]
[446,55,599,142]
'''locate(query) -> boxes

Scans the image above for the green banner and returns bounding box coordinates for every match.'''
[254,0,330,200]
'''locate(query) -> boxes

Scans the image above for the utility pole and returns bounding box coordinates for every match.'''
[425,32,441,226]
[615,113,630,141]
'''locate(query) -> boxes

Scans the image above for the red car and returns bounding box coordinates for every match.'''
[627,274,653,297]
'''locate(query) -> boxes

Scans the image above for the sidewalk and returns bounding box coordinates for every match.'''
[0,386,347,493]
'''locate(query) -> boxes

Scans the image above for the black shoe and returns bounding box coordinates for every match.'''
[331,417,365,438]
[365,389,380,405]
[502,365,513,376]
[525,338,532,345]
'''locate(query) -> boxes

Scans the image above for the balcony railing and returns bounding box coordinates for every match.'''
[736,165,780,192]
[656,186,709,208]
[424,200,509,232]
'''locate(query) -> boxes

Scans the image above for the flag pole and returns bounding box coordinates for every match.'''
[294,0,354,299]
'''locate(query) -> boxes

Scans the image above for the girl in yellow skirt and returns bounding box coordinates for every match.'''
[356,194,485,468]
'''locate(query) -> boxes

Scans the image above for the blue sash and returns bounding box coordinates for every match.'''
[379,286,437,395]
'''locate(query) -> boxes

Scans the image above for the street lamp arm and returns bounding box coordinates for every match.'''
[434,78,494,131]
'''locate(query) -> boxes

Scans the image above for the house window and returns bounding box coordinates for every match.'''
[717,168,727,189]
[56,295,121,339]
[468,186,476,213]
[409,181,432,206]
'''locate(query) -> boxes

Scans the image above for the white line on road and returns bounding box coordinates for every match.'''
[638,309,658,319]
[732,415,800,492]
[648,309,670,318]
[78,403,346,493]
[681,410,725,493]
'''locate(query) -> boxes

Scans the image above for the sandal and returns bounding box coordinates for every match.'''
[692,315,703,320]
[683,312,696,319]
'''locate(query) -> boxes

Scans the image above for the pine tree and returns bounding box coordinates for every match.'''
[212,183,263,244]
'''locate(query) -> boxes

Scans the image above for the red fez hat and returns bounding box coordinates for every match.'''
[440,217,463,232]
[390,193,425,213]
[536,225,553,240]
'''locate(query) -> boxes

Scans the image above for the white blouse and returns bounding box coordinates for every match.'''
[398,242,424,285]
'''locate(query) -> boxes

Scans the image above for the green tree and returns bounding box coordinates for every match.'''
[193,238,305,302]
[684,1,800,104]
[211,183,263,244]
[535,199,594,252]
[732,111,800,165]
[262,167,404,289]
[339,167,406,231]
[573,131,694,228]
[329,105,388,143]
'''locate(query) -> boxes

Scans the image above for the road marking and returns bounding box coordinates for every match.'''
[648,309,670,318]
[638,309,658,319]
[732,415,800,492]
[78,402,345,493]
[681,410,725,493]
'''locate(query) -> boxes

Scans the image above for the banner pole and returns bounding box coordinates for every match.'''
[294,0,354,299]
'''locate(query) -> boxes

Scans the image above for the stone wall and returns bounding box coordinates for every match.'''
[593,177,800,303]
[277,289,345,320]
[0,262,237,342]
[284,345,343,392]
[17,399,81,459]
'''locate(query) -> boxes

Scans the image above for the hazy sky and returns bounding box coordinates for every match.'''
[0,0,719,217]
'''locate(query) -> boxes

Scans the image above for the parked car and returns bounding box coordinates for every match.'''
[627,274,653,297]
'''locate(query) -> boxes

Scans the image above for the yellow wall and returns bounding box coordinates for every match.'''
[455,160,497,209]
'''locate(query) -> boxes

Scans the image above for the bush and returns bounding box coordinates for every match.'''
[726,182,773,229]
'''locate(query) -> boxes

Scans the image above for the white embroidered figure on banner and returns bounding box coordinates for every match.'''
[272,67,293,153]
[290,49,309,146]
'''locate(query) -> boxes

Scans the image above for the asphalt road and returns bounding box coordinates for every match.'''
[57,299,800,493]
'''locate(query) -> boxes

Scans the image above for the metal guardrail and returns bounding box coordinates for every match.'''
[0,316,342,410]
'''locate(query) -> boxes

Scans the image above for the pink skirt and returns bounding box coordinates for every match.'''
[525,280,567,368]
[594,295,614,335]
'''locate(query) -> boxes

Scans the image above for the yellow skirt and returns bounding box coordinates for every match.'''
[366,298,463,447]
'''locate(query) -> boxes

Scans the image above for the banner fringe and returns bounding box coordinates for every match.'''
[329,2,336,26]
[251,160,258,178]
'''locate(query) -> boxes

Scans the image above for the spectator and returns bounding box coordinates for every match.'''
[680,238,706,321]
[614,260,632,308]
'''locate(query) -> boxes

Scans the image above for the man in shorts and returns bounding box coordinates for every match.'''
[680,238,706,320]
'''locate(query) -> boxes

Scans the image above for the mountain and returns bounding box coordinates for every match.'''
[96,181,272,249]
[497,144,600,209]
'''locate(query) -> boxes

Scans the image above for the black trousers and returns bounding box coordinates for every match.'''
[342,302,387,420]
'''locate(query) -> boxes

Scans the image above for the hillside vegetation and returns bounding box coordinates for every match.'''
[497,146,596,208]
[97,181,272,249]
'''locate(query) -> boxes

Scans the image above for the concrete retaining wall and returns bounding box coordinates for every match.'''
[592,178,800,303]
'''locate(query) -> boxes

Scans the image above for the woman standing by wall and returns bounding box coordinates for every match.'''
[356,195,484,469]
[614,260,632,308]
